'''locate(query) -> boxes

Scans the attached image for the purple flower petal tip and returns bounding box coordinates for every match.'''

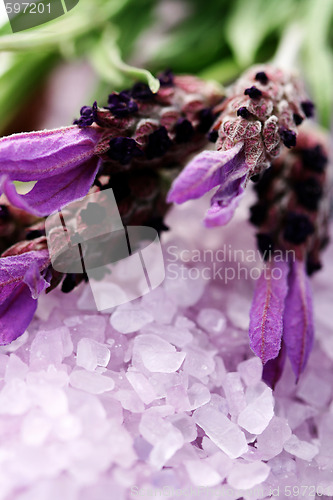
[167,142,244,204]
[283,259,314,380]
[249,259,289,364]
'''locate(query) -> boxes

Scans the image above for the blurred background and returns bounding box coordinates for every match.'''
[0,0,332,135]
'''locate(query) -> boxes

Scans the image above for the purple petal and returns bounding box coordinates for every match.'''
[167,142,244,203]
[23,261,50,299]
[249,260,289,364]
[0,126,101,181]
[0,156,101,216]
[283,259,314,380]
[262,341,287,389]
[0,284,37,345]
[204,172,247,227]
[0,250,49,305]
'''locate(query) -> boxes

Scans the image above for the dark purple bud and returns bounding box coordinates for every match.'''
[25,229,45,240]
[208,130,218,143]
[107,172,131,202]
[294,178,322,211]
[73,101,98,127]
[158,69,174,87]
[283,212,315,244]
[244,86,262,99]
[293,113,303,126]
[175,119,195,143]
[279,127,296,148]
[301,145,327,172]
[237,107,250,119]
[107,92,138,117]
[126,82,154,100]
[80,202,107,225]
[301,100,315,118]
[249,202,268,226]
[254,166,275,196]
[255,71,269,85]
[197,108,215,133]
[306,258,322,276]
[256,233,274,259]
[145,126,172,159]
[61,273,80,293]
[250,173,260,183]
[0,204,10,221]
[108,137,144,165]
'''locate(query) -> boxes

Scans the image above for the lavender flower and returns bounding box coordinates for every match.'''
[167,65,314,227]
[248,129,329,383]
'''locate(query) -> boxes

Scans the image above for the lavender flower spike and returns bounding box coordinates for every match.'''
[0,126,102,216]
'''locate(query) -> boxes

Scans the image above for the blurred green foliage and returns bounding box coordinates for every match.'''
[0,0,332,132]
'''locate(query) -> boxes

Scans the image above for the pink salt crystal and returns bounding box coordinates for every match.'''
[53,414,82,441]
[133,334,185,373]
[69,369,115,394]
[296,372,332,408]
[197,308,226,335]
[21,411,52,446]
[256,416,292,460]
[168,414,197,443]
[76,338,110,371]
[183,346,215,379]
[286,402,318,430]
[284,434,319,461]
[110,303,154,333]
[166,384,191,411]
[184,459,222,487]
[5,353,28,382]
[227,460,270,490]
[227,293,251,330]
[125,371,157,405]
[237,382,274,434]
[222,372,246,418]
[187,382,211,410]
[194,406,248,459]
[205,451,234,481]
[29,385,68,418]
[141,287,177,324]
[237,357,263,386]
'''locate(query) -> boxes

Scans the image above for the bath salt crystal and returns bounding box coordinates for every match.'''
[21,411,52,446]
[29,328,65,368]
[142,323,193,348]
[168,414,197,443]
[187,383,211,410]
[133,334,185,373]
[53,414,82,441]
[227,461,270,490]
[125,371,157,405]
[284,435,319,461]
[183,347,215,379]
[238,382,274,434]
[140,412,173,445]
[194,406,248,459]
[222,372,246,418]
[0,379,31,415]
[29,385,68,418]
[64,315,106,345]
[256,417,292,460]
[141,288,177,325]
[76,338,110,371]
[296,372,331,408]
[77,284,99,311]
[237,357,263,387]
[185,459,222,487]
[69,369,115,394]
[114,389,145,413]
[227,293,251,330]
[110,303,154,334]
[149,425,184,469]
[5,354,29,382]
[166,384,191,411]
[164,268,206,307]
[286,402,318,430]
[197,308,226,336]
[133,436,153,460]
